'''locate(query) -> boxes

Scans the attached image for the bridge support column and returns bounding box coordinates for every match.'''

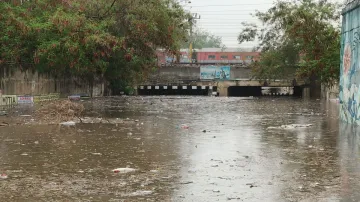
[302,87,310,98]
[218,86,228,97]
[133,86,139,96]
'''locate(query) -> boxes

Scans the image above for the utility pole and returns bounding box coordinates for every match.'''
[189,13,200,64]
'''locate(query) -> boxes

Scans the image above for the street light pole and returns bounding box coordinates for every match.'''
[189,13,200,64]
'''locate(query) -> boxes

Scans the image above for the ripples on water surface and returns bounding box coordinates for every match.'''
[1,96,359,202]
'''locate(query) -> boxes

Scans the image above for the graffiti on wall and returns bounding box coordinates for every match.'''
[200,66,230,80]
[340,6,360,124]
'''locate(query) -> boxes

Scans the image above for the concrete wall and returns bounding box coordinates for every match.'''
[339,1,360,124]
[146,65,253,84]
[0,68,104,97]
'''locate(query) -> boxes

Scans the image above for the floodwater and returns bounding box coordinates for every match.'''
[0,96,359,201]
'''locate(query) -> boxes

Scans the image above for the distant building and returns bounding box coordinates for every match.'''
[156,48,260,66]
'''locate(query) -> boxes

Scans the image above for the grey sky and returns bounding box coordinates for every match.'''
[180,0,273,48]
[181,0,342,49]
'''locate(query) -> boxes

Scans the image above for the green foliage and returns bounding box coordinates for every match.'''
[238,0,341,84]
[0,0,190,90]
[251,42,299,80]
[182,28,224,49]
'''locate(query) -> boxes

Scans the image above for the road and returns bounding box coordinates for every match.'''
[0,96,357,202]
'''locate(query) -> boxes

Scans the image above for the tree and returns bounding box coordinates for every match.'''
[0,0,191,91]
[238,0,341,85]
[251,42,300,80]
[182,28,224,49]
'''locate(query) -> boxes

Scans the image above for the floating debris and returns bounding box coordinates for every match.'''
[180,181,193,184]
[267,124,313,130]
[0,174,8,179]
[112,168,138,174]
[60,121,76,126]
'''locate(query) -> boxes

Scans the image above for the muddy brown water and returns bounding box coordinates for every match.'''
[0,96,358,201]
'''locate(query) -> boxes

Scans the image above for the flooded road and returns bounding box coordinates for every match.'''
[0,96,358,201]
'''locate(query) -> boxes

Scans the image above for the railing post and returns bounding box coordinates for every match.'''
[0,89,2,106]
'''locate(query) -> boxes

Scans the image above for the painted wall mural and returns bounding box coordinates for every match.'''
[200,66,230,80]
[340,4,360,124]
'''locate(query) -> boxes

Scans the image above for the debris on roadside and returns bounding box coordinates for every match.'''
[68,95,81,101]
[35,100,84,124]
[68,93,90,101]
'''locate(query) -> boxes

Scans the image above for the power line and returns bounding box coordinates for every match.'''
[190,9,265,12]
[189,3,272,7]
[189,9,266,11]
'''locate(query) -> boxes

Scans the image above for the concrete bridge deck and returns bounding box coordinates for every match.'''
[137,79,308,97]
[138,65,308,97]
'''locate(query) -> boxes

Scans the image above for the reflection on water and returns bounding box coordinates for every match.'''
[1,97,360,201]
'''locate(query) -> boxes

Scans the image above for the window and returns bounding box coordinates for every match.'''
[220,55,228,59]
[233,55,241,60]
[208,55,216,59]
[246,56,254,60]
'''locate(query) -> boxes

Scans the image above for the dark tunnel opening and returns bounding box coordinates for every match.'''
[227,86,262,97]
[137,86,217,96]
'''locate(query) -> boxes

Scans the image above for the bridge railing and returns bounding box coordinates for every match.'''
[0,95,17,106]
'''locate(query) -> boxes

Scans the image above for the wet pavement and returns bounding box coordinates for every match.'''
[0,96,358,201]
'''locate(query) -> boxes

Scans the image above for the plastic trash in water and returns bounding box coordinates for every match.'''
[178,124,189,129]
[60,121,76,126]
[130,190,153,196]
[0,174,8,179]
[112,168,138,173]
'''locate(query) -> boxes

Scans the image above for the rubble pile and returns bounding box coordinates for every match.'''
[35,100,84,124]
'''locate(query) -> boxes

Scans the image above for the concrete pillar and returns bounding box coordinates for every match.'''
[218,86,228,97]
[0,89,2,106]
[302,87,310,98]
[133,86,138,96]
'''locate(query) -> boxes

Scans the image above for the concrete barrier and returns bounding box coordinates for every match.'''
[0,93,60,106]
[0,95,17,106]
[34,93,60,103]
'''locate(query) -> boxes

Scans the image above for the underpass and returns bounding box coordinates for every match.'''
[136,65,308,97]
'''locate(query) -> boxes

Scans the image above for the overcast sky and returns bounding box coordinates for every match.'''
[181,0,342,49]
